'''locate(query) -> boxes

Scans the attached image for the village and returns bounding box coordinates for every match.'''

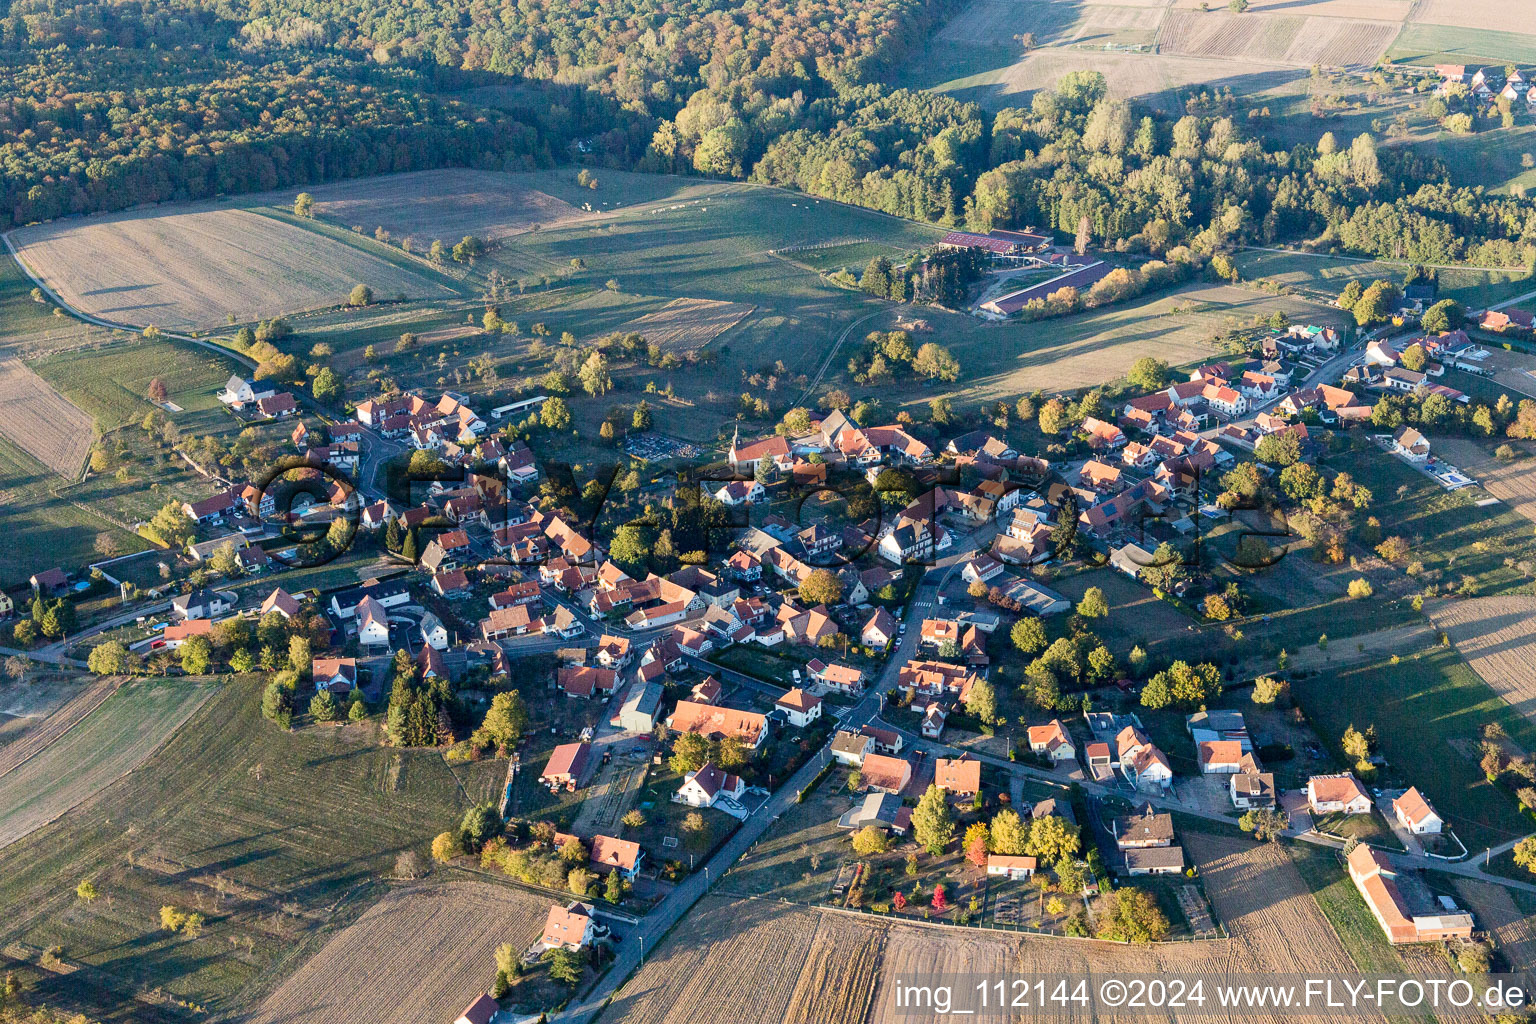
[8,279,1533,1022]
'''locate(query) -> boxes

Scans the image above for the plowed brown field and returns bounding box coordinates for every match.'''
[247,882,548,1024]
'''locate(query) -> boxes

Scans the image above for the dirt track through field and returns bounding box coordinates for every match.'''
[0,676,122,780]
[0,357,94,477]
[1426,596,1536,724]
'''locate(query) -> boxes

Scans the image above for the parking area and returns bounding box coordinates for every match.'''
[1170,774,1236,816]
[623,432,704,460]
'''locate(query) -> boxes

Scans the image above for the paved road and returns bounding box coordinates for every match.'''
[870,716,1536,893]
[555,574,942,1024]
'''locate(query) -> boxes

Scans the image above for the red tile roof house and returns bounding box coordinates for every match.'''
[456,993,503,1024]
[260,587,301,619]
[557,666,619,699]
[589,834,645,879]
[312,657,358,694]
[1347,845,1472,944]
[540,742,593,790]
[161,618,214,650]
[934,756,981,796]
[859,753,913,794]
[1197,740,1247,775]
[1391,787,1443,834]
[1077,459,1122,494]
[1026,719,1076,763]
[775,688,823,728]
[861,607,898,650]
[666,700,769,748]
[920,702,947,738]
[1079,416,1126,450]
[920,617,961,648]
[1306,773,1372,815]
[859,724,903,755]
[539,902,600,952]
[806,659,865,694]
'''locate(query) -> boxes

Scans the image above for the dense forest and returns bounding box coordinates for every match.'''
[3,0,1536,267]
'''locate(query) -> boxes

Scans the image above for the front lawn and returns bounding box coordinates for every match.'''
[1292,648,1532,851]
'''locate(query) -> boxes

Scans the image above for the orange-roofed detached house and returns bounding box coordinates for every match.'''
[1197,740,1247,775]
[1307,773,1371,815]
[666,700,769,748]
[1391,787,1443,835]
[540,902,598,952]
[161,618,214,649]
[986,854,1037,880]
[775,688,823,728]
[1027,719,1076,763]
[935,757,981,796]
[1080,416,1126,450]
[860,753,913,794]
[1078,459,1122,493]
[589,835,645,879]
[260,587,301,619]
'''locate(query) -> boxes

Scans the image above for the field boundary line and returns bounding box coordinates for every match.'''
[707,890,1225,943]
[0,677,219,852]
[1238,244,1532,275]
[0,676,124,780]
[1,234,260,372]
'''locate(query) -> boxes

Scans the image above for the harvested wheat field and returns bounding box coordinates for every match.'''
[1434,438,1536,526]
[1188,834,1382,1005]
[618,298,754,351]
[1159,10,1397,66]
[9,205,450,331]
[871,925,1018,1024]
[1426,596,1536,722]
[302,168,594,242]
[601,896,818,1024]
[247,881,548,1024]
[0,357,94,477]
[1452,879,1536,971]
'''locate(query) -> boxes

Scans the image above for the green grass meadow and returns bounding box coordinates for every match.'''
[0,680,475,1019]
[1293,648,1533,851]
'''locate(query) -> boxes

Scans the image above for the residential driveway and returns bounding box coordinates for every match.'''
[1280,789,1314,836]
[1376,791,1425,857]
